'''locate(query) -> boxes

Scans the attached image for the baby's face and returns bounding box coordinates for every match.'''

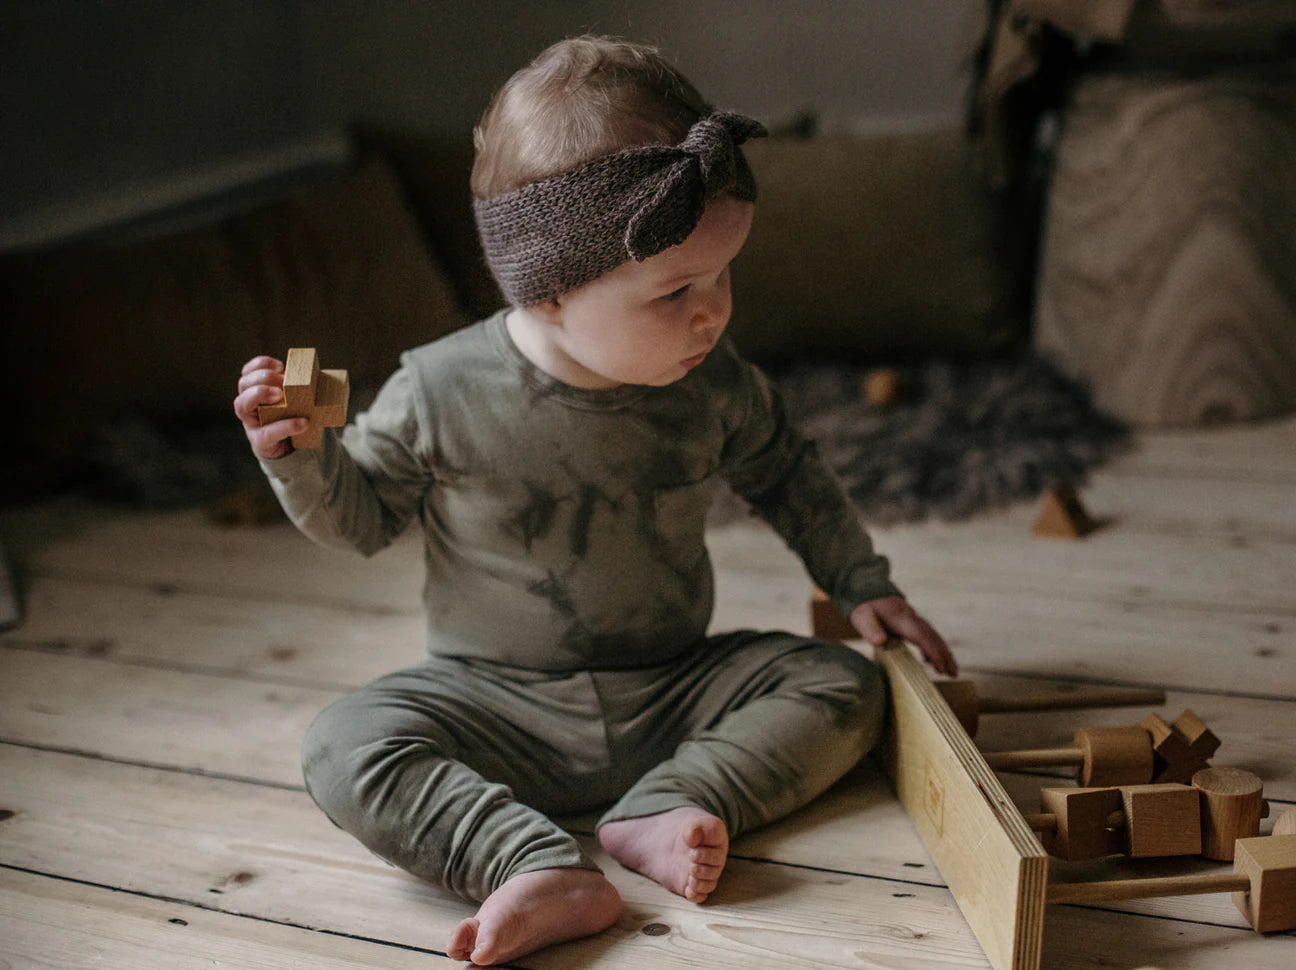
[535,196,755,389]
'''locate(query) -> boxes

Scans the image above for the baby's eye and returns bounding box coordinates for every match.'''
[661,285,690,302]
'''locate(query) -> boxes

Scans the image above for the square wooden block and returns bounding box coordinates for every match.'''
[1041,787,1124,861]
[1119,784,1202,858]
[1233,834,1296,933]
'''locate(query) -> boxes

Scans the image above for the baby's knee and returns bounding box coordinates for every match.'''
[300,693,449,828]
[801,641,885,744]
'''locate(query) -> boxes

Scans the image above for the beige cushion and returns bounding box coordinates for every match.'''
[729,131,1023,364]
[1,155,466,493]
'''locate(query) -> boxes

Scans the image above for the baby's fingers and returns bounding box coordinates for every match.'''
[241,355,283,377]
[246,415,308,460]
[233,382,284,427]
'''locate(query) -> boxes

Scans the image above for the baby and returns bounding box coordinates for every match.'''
[233,35,955,967]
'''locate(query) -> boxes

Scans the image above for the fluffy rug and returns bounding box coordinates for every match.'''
[759,354,1129,526]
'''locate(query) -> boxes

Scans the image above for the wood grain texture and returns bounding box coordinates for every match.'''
[877,640,1049,970]
[1035,70,1296,427]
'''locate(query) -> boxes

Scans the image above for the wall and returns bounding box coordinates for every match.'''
[0,0,983,247]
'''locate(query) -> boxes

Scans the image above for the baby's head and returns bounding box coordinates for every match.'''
[472,36,765,309]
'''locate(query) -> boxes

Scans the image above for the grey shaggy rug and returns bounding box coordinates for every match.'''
[746,354,1130,526]
[84,355,1127,525]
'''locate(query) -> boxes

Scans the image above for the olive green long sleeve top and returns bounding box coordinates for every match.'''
[261,312,898,670]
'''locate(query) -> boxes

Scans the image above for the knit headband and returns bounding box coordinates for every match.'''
[474,111,767,307]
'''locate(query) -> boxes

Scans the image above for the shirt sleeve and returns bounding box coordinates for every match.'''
[719,354,902,618]
[259,362,433,557]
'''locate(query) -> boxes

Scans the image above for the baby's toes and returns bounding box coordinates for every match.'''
[690,845,727,867]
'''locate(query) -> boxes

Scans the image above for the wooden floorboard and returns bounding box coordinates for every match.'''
[2,415,1295,967]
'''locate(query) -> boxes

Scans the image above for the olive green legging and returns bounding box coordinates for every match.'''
[301,629,883,902]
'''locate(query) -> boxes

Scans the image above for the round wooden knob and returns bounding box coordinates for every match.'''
[1193,766,1264,861]
[1074,726,1154,786]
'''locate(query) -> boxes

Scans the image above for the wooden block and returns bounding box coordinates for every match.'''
[809,588,859,641]
[1193,766,1265,861]
[1141,709,1217,783]
[876,641,1047,970]
[1039,787,1125,861]
[256,348,350,451]
[1274,807,1296,837]
[1074,726,1154,787]
[1172,709,1221,761]
[1118,783,1202,858]
[1233,834,1296,933]
[1031,483,1097,539]
[862,367,905,408]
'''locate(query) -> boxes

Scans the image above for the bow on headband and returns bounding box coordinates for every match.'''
[474,111,767,307]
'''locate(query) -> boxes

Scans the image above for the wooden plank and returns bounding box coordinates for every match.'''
[0,867,462,969]
[4,745,1290,969]
[1,573,424,689]
[876,640,1049,970]
[1105,418,1296,480]
[0,745,992,970]
[0,501,425,613]
[7,643,1293,810]
[0,649,324,785]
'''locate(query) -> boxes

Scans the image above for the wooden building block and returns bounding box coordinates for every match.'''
[1119,784,1202,858]
[1038,787,1125,861]
[1141,709,1218,783]
[1274,807,1296,838]
[1073,726,1154,787]
[1193,766,1265,861]
[1031,483,1097,539]
[809,587,860,641]
[1233,834,1296,933]
[257,348,350,450]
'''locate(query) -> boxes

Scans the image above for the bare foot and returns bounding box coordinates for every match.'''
[598,807,729,903]
[446,868,621,966]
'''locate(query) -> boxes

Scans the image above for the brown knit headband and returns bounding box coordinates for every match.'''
[474,111,767,307]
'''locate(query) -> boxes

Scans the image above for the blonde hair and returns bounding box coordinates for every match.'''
[471,35,708,200]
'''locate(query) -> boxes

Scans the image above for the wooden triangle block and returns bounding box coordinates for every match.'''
[1032,482,1098,538]
[257,348,350,450]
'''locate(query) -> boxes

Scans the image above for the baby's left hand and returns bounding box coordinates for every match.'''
[850,596,958,677]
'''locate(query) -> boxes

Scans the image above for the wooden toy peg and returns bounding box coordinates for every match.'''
[1193,766,1266,861]
[257,347,349,450]
[934,679,1166,737]
[1032,482,1098,538]
[982,725,1154,787]
[1047,834,1296,933]
[1141,709,1221,783]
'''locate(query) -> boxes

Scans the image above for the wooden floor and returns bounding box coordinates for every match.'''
[2,416,1294,968]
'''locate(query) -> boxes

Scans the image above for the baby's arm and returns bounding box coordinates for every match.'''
[232,354,429,556]
[233,356,306,459]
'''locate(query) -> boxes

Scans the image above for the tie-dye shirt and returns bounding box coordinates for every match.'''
[262,311,898,670]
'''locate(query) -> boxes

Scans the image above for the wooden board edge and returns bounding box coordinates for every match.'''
[876,639,1048,970]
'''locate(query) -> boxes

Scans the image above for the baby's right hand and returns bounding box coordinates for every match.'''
[233,355,309,460]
